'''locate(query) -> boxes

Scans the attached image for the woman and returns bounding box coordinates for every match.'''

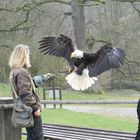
[136,99,140,140]
[9,44,44,140]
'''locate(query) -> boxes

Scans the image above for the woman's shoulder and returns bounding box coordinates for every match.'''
[11,67,28,75]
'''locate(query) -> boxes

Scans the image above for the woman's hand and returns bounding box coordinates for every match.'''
[34,109,41,117]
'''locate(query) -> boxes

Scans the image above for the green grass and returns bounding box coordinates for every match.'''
[38,88,140,101]
[0,83,138,108]
[0,83,12,97]
[1,83,140,100]
[42,108,137,133]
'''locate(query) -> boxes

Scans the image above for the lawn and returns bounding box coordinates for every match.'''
[0,83,140,100]
[42,108,137,132]
[0,83,12,97]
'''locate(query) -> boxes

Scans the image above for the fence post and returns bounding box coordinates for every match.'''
[0,98,21,140]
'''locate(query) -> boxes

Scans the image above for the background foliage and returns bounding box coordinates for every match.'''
[0,0,140,90]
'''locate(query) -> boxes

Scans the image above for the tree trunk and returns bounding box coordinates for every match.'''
[71,0,86,50]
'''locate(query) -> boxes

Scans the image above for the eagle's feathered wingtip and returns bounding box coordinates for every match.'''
[38,37,48,43]
[113,48,127,60]
[59,34,65,37]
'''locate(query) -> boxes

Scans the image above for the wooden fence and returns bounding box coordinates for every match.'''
[40,100,138,106]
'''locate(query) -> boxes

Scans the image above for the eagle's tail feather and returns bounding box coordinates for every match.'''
[65,69,97,91]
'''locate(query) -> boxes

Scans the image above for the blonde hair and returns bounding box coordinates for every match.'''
[9,44,31,69]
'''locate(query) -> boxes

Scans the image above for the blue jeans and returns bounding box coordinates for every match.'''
[26,115,44,140]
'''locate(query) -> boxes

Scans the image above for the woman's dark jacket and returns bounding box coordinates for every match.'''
[10,67,41,112]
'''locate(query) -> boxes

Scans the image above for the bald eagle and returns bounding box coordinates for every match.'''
[38,34,126,91]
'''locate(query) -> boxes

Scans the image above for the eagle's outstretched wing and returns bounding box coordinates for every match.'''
[38,34,76,67]
[88,44,126,77]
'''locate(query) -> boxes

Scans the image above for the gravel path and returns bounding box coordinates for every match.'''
[63,105,137,120]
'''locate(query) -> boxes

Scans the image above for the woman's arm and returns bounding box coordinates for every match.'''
[33,73,55,87]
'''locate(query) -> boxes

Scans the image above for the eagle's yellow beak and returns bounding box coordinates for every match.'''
[71,52,76,58]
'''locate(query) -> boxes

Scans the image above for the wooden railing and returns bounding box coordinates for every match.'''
[43,124,136,140]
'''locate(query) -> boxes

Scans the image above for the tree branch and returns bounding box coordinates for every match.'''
[0,11,30,32]
[76,0,105,6]
[86,35,111,49]
[39,0,71,5]
[0,27,30,32]
[131,1,140,14]
[113,0,140,2]
[0,0,71,13]
[0,0,71,32]
[11,11,30,30]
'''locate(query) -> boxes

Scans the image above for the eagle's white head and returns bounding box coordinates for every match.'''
[71,49,83,58]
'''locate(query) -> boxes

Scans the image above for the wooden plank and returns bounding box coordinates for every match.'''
[44,131,115,140]
[43,124,135,137]
[0,98,21,140]
[22,124,136,140]
[43,124,135,140]
[41,100,138,105]
[43,128,134,140]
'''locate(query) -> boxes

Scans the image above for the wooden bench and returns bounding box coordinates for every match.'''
[43,124,136,140]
